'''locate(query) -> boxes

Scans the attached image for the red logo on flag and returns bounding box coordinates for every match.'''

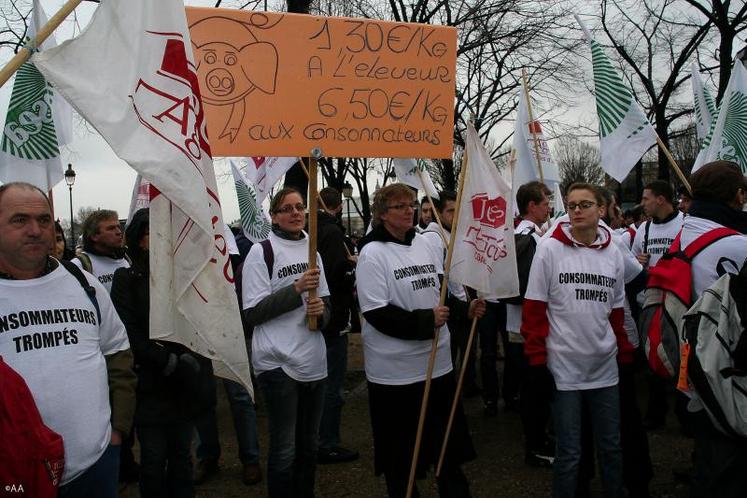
[470,193,506,229]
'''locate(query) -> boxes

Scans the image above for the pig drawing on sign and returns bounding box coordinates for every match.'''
[190,15,279,142]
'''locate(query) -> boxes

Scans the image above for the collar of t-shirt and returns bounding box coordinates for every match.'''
[652,209,679,225]
[0,256,57,280]
[551,221,612,249]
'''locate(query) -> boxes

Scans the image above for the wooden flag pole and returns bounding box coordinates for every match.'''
[655,135,692,194]
[406,148,470,498]
[0,0,84,89]
[521,69,545,184]
[436,315,478,476]
[306,150,321,331]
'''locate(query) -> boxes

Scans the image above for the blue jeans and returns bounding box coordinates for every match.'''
[553,385,623,498]
[58,443,119,498]
[137,420,194,498]
[195,378,260,464]
[319,333,348,450]
[258,368,326,498]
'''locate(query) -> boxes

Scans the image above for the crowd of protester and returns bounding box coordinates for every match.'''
[0,159,745,498]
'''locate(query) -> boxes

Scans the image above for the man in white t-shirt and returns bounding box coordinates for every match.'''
[74,209,130,293]
[0,183,135,497]
[522,182,634,498]
[631,180,683,269]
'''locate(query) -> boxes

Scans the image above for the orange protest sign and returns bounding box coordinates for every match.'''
[186,8,457,159]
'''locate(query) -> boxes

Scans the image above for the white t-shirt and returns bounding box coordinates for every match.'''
[357,232,452,385]
[506,219,543,336]
[681,216,747,298]
[631,211,684,267]
[241,232,330,382]
[525,223,625,391]
[0,263,130,484]
[420,222,467,302]
[73,252,130,294]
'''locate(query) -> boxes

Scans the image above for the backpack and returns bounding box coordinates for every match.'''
[682,268,747,439]
[0,356,65,498]
[640,227,738,378]
[503,228,537,305]
[234,239,273,339]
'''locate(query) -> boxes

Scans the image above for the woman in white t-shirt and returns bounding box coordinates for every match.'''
[241,188,330,498]
[356,183,485,498]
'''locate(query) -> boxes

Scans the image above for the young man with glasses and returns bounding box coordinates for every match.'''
[522,183,633,498]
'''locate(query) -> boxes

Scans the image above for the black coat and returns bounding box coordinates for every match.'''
[110,261,215,425]
[316,211,355,337]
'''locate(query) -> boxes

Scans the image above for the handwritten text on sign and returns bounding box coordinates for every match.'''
[185,9,457,158]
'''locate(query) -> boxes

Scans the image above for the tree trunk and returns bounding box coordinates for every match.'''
[655,115,670,181]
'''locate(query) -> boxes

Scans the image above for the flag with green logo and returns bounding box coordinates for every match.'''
[702,61,747,174]
[691,63,717,141]
[575,15,657,182]
[231,160,271,242]
[1,0,72,190]
[393,158,440,199]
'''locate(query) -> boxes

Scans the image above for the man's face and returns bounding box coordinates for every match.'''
[567,188,601,232]
[91,217,123,253]
[440,200,456,229]
[0,187,54,276]
[528,193,551,223]
[640,189,660,218]
[678,194,691,214]
[420,201,433,225]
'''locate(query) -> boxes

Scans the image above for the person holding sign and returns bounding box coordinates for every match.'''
[356,183,484,498]
[241,187,330,498]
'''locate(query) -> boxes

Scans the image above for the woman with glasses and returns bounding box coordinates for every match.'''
[241,187,330,498]
[356,183,485,498]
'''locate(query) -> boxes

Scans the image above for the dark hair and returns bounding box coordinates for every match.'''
[420,196,432,206]
[269,187,303,214]
[125,208,149,265]
[371,184,415,227]
[81,209,119,251]
[677,185,692,200]
[516,181,551,216]
[690,161,747,205]
[566,182,603,205]
[596,186,614,208]
[319,187,342,210]
[432,191,456,212]
[644,180,675,205]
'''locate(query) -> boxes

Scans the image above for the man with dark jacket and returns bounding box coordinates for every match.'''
[316,187,359,463]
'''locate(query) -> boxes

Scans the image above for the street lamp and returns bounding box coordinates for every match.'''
[64,163,76,248]
[342,182,353,235]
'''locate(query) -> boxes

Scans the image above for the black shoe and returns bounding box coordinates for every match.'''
[461,383,481,399]
[484,400,498,417]
[194,458,220,485]
[317,446,360,464]
[525,450,554,468]
[118,462,140,483]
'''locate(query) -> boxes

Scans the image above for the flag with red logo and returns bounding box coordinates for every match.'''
[33,0,252,393]
[450,122,518,298]
[240,156,298,203]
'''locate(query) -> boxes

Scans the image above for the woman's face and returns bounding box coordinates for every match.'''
[271,192,306,234]
[379,194,416,236]
[53,231,65,259]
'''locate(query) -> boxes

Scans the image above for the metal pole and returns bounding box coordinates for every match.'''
[68,184,75,248]
[346,198,351,235]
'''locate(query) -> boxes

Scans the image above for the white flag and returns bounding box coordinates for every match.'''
[393,158,440,199]
[127,174,151,224]
[450,123,518,298]
[231,160,272,242]
[702,61,747,174]
[691,63,717,141]
[0,0,73,190]
[511,87,560,193]
[34,0,252,393]
[241,156,298,203]
[552,182,565,220]
[576,15,657,182]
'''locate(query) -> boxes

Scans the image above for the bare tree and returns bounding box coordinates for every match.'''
[553,135,605,190]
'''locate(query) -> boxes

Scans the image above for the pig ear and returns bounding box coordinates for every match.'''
[239,42,278,94]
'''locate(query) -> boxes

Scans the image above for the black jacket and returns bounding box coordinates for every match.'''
[110,259,215,425]
[317,210,355,338]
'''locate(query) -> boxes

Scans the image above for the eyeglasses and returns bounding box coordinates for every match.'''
[276,203,306,214]
[567,201,597,211]
[387,202,417,211]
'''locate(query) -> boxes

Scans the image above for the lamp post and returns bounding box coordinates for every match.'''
[64,163,76,248]
[342,182,353,235]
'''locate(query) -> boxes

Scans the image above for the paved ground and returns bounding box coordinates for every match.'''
[120,334,694,497]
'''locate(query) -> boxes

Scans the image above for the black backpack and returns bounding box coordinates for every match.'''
[504,228,537,305]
